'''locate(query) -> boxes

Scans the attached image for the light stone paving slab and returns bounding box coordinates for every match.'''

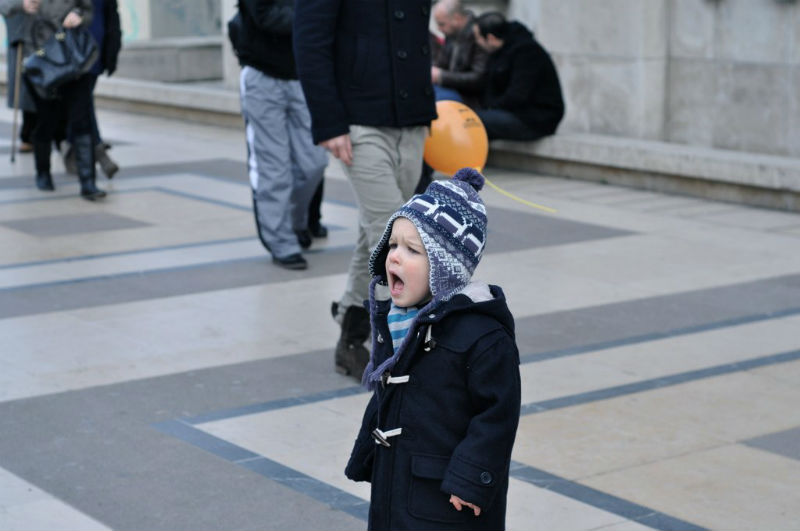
[0,199,357,290]
[512,365,800,480]
[0,467,110,531]
[581,444,800,531]
[0,274,347,401]
[5,232,793,402]
[749,360,800,390]
[482,237,800,317]
[520,314,800,404]
[197,396,648,531]
[695,206,800,230]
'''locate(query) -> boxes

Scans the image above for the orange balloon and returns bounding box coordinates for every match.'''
[424,100,488,176]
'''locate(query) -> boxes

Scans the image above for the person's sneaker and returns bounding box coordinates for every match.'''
[272,253,308,270]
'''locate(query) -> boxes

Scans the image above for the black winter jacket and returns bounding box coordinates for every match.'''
[235,0,296,79]
[482,22,564,137]
[293,0,437,144]
[345,283,521,530]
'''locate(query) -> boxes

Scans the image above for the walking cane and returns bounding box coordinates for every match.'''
[10,44,23,163]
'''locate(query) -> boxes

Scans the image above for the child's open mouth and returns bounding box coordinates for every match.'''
[389,273,405,296]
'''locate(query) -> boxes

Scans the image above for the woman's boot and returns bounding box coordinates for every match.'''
[33,142,55,191]
[95,143,119,179]
[73,135,106,201]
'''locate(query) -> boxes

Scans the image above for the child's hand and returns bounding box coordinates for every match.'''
[449,494,481,516]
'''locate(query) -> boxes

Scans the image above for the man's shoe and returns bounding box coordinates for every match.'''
[272,253,308,270]
[80,180,107,201]
[295,229,313,249]
[309,222,328,238]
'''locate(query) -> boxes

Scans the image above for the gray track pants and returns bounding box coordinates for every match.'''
[240,66,327,258]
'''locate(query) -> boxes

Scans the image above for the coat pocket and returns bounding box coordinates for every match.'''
[407,454,473,524]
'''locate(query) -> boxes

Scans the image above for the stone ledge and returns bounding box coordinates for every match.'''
[91,76,241,127]
[114,36,223,82]
[488,134,800,211]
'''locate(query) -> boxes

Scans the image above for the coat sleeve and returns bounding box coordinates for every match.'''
[103,0,122,75]
[73,0,94,28]
[491,46,541,110]
[292,0,350,144]
[344,392,379,482]
[240,0,293,35]
[440,332,521,511]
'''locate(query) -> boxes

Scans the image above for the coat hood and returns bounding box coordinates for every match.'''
[503,21,534,50]
[362,279,514,388]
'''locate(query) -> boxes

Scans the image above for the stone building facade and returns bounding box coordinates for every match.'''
[506,0,800,157]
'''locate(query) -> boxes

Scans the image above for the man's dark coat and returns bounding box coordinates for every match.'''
[482,21,564,137]
[293,0,437,144]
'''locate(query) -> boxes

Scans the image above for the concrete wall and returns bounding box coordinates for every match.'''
[507,0,800,157]
[666,0,799,157]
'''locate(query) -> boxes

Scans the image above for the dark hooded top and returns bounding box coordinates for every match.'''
[345,279,521,530]
[481,21,565,136]
[233,0,297,80]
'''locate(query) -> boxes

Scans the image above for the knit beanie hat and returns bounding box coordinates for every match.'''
[369,167,488,305]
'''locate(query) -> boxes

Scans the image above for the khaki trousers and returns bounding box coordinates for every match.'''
[338,124,428,312]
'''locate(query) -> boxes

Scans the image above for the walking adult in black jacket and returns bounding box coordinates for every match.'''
[473,11,564,141]
[232,0,326,270]
[62,0,122,179]
[294,0,436,377]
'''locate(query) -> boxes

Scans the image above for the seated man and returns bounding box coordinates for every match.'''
[430,0,487,108]
[473,11,565,141]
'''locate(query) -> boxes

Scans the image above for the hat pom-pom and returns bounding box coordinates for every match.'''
[453,167,485,192]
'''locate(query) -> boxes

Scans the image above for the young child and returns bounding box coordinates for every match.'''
[345,167,521,530]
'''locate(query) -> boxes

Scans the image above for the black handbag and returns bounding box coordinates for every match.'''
[23,25,98,99]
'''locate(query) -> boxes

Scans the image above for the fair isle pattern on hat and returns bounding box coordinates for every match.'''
[362,168,490,389]
[369,167,488,304]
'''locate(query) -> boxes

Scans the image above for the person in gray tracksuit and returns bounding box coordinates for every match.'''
[230,0,326,270]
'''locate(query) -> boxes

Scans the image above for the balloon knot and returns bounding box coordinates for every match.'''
[452,167,485,192]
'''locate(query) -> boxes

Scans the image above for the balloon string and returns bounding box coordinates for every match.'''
[482,175,557,214]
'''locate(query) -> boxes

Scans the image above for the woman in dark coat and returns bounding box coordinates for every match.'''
[345,169,521,530]
[62,0,121,179]
[0,0,105,199]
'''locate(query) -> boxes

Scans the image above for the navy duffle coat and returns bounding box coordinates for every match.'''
[346,284,521,530]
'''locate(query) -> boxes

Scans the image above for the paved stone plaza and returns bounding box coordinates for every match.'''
[1,106,800,531]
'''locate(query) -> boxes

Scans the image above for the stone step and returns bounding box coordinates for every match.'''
[489,135,800,212]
